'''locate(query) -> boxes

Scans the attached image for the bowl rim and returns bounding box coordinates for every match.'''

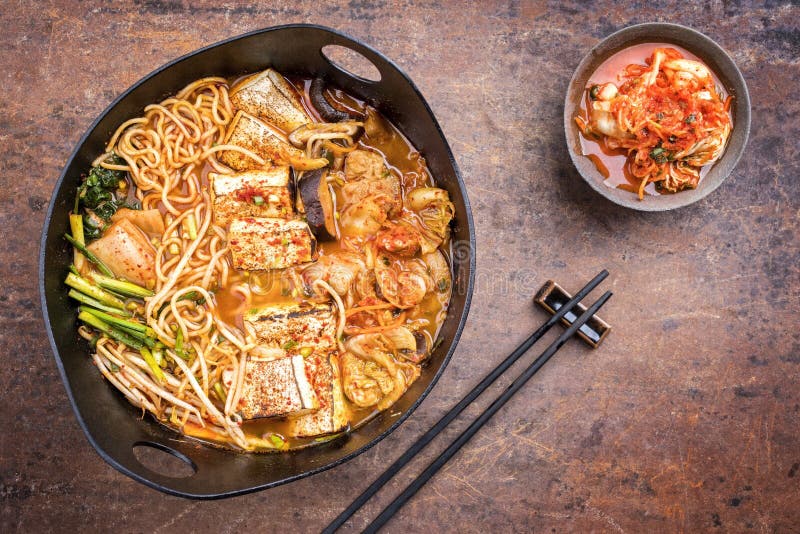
[563,22,751,211]
[38,23,476,498]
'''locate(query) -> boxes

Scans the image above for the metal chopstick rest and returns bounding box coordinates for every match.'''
[534,280,611,348]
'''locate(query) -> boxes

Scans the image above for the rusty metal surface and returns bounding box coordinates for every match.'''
[2,1,799,532]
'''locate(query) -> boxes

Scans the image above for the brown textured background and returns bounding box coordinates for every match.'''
[2,1,799,532]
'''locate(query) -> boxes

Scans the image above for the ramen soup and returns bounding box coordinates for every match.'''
[574,43,733,199]
[65,70,455,451]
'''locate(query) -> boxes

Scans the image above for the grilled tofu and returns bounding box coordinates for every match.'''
[230,69,311,133]
[219,111,305,171]
[285,352,349,437]
[245,302,337,355]
[222,354,318,420]
[210,167,294,226]
[228,217,316,271]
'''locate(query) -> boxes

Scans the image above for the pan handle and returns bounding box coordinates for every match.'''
[131,441,197,479]
[320,44,382,83]
[303,26,425,110]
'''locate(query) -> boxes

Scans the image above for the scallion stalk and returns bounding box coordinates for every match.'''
[69,214,86,270]
[77,311,144,350]
[140,347,165,382]
[113,324,156,348]
[64,233,115,278]
[91,273,154,298]
[213,382,227,403]
[175,328,188,360]
[68,289,131,317]
[152,347,165,368]
[79,306,146,333]
[66,273,125,309]
[185,214,198,240]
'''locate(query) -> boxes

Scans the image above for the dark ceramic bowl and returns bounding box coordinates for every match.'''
[564,23,750,211]
[39,25,475,498]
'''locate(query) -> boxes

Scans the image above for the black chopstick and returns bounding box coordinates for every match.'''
[363,290,612,532]
[322,270,609,533]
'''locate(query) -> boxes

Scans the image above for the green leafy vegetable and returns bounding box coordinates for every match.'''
[82,213,105,241]
[649,147,671,164]
[74,155,133,242]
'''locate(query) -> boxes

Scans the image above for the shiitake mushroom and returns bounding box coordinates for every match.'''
[297,168,337,241]
[309,77,364,123]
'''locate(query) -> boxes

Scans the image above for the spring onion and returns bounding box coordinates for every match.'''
[152,347,166,368]
[140,347,165,382]
[122,328,156,348]
[175,329,189,360]
[178,291,206,305]
[65,273,125,309]
[79,306,145,333]
[69,214,86,270]
[91,273,154,298]
[77,311,143,350]
[213,382,227,403]
[185,213,198,240]
[68,289,131,317]
[64,233,115,278]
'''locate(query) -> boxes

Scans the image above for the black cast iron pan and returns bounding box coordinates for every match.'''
[39,24,475,499]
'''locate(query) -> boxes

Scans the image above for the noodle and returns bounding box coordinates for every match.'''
[88,78,257,449]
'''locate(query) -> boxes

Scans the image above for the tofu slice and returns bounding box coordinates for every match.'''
[230,69,311,133]
[210,167,294,226]
[219,111,305,171]
[245,302,337,355]
[286,352,349,437]
[228,217,316,271]
[86,218,156,287]
[222,354,318,420]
